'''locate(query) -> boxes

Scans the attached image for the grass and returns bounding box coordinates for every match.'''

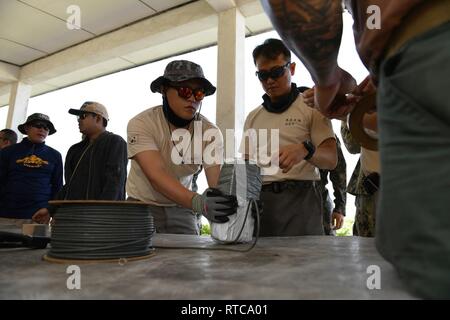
[200,223,211,236]
[336,217,354,236]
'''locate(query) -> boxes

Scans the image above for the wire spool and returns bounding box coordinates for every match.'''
[43,200,155,263]
[348,93,378,151]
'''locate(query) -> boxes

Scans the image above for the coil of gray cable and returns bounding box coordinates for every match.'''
[48,201,154,260]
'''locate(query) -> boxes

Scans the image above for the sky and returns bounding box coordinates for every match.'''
[0,11,369,221]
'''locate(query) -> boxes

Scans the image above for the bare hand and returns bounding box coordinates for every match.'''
[315,68,357,119]
[32,208,50,224]
[332,211,344,230]
[304,86,356,120]
[353,75,376,97]
[302,88,315,108]
[313,73,378,121]
[279,144,308,173]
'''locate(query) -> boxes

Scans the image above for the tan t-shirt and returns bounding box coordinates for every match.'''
[126,106,223,206]
[239,94,335,182]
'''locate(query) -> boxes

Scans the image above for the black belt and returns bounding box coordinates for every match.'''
[261,180,315,193]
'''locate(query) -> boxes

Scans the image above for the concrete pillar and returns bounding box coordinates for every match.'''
[215,7,245,159]
[7,82,32,138]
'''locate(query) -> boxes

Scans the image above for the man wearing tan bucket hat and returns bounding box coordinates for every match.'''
[33,102,128,224]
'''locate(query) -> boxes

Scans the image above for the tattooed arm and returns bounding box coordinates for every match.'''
[261,0,357,118]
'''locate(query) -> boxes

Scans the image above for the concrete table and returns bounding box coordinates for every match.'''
[0,233,416,299]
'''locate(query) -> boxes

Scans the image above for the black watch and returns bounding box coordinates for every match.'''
[302,140,315,160]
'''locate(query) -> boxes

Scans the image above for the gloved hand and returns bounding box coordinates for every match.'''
[191,188,238,223]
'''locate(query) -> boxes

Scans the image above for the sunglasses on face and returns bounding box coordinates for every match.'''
[30,122,49,131]
[171,86,206,101]
[77,112,96,120]
[255,62,291,81]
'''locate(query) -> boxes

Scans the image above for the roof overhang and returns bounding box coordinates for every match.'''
[0,0,273,107]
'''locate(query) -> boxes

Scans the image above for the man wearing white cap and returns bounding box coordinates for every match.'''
[33,101,128,224]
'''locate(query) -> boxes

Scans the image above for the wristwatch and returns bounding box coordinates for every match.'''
[302,140,316,160]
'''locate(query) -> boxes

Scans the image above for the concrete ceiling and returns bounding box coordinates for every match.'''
[0,0,273,107]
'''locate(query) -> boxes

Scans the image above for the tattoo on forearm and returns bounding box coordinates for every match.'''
[262,0,343,84]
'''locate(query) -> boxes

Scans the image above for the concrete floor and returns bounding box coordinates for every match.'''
[0,231,417,300]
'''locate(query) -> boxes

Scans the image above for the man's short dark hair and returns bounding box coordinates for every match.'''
[252,38,291,65]
[1,129,18,144]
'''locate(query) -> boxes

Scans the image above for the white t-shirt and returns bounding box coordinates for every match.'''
[126,106,223,205]
[239,94,335,182]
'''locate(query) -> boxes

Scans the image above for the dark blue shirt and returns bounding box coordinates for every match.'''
[0,138,63,219]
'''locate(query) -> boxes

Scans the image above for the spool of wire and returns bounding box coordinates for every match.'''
[44,201,154,263]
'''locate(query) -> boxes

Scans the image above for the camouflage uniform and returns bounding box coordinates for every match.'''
[341,121,377,237]
[318,136,346,236]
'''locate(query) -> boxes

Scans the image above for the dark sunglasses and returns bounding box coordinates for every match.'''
[77,112,97,120]
[171,86,206,101]
[255,62,291,81]
[30,122,49,131]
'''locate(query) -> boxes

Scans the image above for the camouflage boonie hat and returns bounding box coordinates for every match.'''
[150,60,216,96]
[18,113,56,135]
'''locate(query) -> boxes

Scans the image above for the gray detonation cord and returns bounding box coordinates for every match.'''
[153,199,261,253]
[48,205,154,260]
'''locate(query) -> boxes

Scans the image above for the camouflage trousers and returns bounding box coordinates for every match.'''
[353,192,378,237]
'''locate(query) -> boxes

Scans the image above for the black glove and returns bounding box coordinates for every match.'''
[192,188,238,223]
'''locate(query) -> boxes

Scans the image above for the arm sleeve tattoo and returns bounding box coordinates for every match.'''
[261,0,344,85]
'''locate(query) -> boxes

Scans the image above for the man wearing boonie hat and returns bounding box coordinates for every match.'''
[0,113,63,224]
[32,102,127,224]
[126,60,238,234]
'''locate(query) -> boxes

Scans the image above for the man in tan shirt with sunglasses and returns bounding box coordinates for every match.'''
[240,39,337,236]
